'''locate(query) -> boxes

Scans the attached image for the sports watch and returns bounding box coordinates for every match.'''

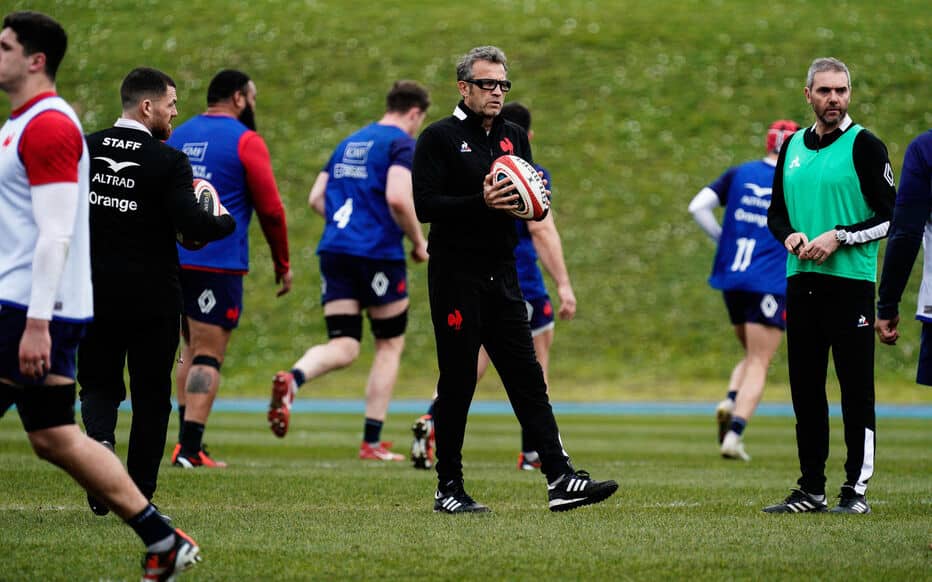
[834,229,849,244]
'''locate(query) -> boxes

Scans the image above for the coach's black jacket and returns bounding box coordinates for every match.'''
[413,100,532,267]
[86,120,235,313]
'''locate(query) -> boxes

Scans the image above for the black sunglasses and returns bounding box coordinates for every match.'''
[464,78,512,93]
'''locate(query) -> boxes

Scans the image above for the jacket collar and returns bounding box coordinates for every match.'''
[453,100,504,133]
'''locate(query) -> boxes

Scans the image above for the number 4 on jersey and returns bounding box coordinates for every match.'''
[730,237,756,272]
[334,198,353,229]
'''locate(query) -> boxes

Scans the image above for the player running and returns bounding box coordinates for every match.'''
[688,119,799,461]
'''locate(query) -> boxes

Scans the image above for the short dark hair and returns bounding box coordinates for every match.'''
[456,46,508,81]
[207,69,251,105]
[500,102,531,132]
[120,67,176,109]
[2,11,67,81]
[386,80,430,114]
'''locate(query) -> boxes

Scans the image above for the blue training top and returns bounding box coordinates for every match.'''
[317,123,414,261]
[707,159,787,295]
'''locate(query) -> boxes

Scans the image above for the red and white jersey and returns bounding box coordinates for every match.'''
[0,93,93,321]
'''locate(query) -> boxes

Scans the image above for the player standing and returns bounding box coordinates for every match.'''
[876,130,932,376]
[413,45,617,512]
[765,57,894,514]
[0,11,200,579]
[688,120,799,461]
[167,69,292,468]
[410,101,577,472]
[267,81,429,461]
[78,67,235,515]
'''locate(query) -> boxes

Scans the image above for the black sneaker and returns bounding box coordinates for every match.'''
[87,440,115,516]
[830,487,871,514]
[547,470,618,512]
[141,528,201,581]
[762,488,828,513]
[433,481,491,514]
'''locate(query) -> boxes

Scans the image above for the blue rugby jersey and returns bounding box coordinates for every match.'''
[707,159,787,294]
[317,123,414,260]
[514,164,551,301]
[168,115,253,272]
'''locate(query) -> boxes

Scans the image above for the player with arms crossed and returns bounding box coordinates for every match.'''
[267,81,429,461]
[168,69,292,468]
[0,11,200,579]
[410,101,577,471]
[688,120,799,461]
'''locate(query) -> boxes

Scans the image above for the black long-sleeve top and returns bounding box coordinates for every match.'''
[877,130,932,320]
[768,119,895,247]
[86,122,235,313]
[413,100,532,266]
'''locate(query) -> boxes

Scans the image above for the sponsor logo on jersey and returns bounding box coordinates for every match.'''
[1,133,13,148]
[883,162,895,187]
[88,190,138,212]
[334,140,373,180]
[733,208,768,227]
[93,156,140,173]
[181,142,208,162]
[743,183,772,197]
[789,155,800,169]
[91,172,135,189]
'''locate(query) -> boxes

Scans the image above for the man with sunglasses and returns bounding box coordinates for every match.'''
[413,45,617,514]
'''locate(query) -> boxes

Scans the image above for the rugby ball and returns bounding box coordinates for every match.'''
[177,178,227,250]
[491,155,550,220]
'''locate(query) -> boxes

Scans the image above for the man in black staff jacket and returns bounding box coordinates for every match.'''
[78,67,235,515]
[413,45,617,514]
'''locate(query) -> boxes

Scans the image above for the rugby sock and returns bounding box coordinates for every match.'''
[730,416,747,436]
[291,368,306,388]
[727,390,737,402]
[177,405,186,442]
[363,417,383,444]
[126,504,175,551]
[180,421,205,455]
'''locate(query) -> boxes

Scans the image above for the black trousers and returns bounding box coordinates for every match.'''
[77,309,179,500]
[786,274,876,496]
[428,258,573,484]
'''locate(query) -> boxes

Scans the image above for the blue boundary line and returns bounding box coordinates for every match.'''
[152,399,932,419]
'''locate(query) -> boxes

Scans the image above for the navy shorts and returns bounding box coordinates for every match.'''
[722,290,786,330]
[526,295,555,336]
[180,269,244,329]
[319,252,408,308]
[0,306,84,431]
[917,322,932,386]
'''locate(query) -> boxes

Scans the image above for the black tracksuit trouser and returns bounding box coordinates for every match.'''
[428,258,573,485]
[786,273,876,496]
[77,309,179,500]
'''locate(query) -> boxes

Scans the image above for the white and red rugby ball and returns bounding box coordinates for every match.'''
[491,154,550,220]
[177,178,227,250]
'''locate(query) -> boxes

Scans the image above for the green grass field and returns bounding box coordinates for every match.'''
[9,0,932,401]
[0,410,928,580]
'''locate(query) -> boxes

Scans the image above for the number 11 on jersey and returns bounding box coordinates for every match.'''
[730,237,756,272]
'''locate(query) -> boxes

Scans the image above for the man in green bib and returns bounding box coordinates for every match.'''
[765,57,896,515]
